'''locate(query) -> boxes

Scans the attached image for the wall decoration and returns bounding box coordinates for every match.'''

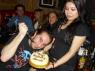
[39,0,55,8]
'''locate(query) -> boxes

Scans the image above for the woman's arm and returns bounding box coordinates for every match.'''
[45,36,86,69]
[54,36,86,67]
[0,23,28,62]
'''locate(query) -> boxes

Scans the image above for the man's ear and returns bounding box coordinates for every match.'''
[31,31,37,39]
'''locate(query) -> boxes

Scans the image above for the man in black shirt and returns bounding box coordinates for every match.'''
[0,22,53,71]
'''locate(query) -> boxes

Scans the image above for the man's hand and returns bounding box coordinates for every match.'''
[19,22,28,35]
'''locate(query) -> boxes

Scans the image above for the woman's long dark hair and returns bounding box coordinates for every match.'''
[62,0,86,24]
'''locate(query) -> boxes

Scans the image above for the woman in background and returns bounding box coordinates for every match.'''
[33,9,43,30]
[41,10,62,34]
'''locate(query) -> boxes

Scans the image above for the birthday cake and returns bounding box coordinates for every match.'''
[29,51,49,68]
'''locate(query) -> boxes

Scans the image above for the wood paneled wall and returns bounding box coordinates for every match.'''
[0,0,59,12]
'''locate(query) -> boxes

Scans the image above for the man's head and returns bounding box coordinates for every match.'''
[15,4,25,17]
[30,29,53,49]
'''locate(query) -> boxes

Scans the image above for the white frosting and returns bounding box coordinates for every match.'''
[29,51,49,68]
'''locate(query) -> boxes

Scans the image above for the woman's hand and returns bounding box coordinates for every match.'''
[43,38,55,52]
[45,62,54,70]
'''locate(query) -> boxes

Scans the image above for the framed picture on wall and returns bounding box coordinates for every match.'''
[39,0,55,8]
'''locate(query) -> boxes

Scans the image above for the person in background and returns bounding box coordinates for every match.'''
[0,14,2,26]
[0,22,53,71]
[41,10,62,34]
[33,8,43,30]
[7,4,34,34]
[0,13,2,38]
[44,0,90,71]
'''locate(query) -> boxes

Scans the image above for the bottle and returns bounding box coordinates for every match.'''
[78,49,88,70]
[79,56,86,69]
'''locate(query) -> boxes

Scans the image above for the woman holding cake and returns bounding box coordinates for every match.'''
[45,0,90,71]
[0,22,53,71]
